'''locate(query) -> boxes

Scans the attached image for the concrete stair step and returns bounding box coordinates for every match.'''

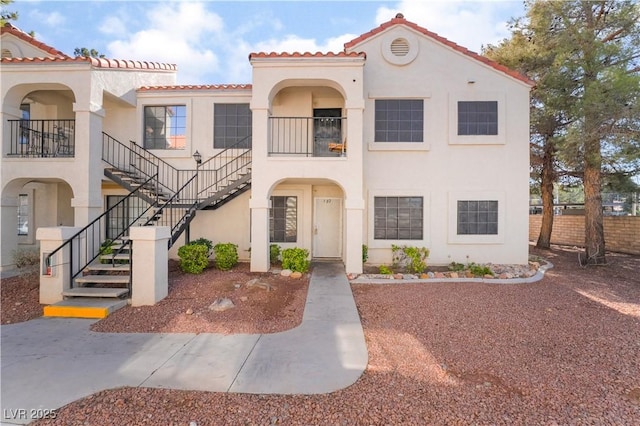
[62,287,129,298]
[44,297,128,319]
[75,275,130,284]
[100,254,130,261]
[85,263,130,272]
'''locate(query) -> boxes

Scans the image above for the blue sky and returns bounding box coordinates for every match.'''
[9,0,526,84]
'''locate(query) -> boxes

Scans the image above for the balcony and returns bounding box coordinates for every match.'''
[7,119,76,158]
[269,117,346,157]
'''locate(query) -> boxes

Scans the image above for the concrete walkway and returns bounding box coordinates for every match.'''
[1,262,368,425]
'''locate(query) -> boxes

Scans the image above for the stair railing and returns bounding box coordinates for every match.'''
[198,135,252,200]
[142,174,199,248]
[44,176,162,288]
[126,137,194,196]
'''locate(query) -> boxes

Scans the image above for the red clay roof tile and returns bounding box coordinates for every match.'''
[1,23,70,58]
[249,51,365,60]
[344,14,534,87]
[1,23,177,71]
[138,84,252,92]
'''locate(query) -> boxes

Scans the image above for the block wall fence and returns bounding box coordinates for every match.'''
[529,215,640,256]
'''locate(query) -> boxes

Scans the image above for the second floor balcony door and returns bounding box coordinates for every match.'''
[313,108,342,157]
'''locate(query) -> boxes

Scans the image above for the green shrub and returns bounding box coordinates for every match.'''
[281,247,310,273]
[362,244,368,263]
[12,248,40,269]
[448,261,465,272]
[379,265,393,275]
[177,243,209,274]
[270,244,281,265]
[391,245,430,273]
[214,242,238,271]
[468,263,493,277]
[190,237,213,257]
[99,239,113,264]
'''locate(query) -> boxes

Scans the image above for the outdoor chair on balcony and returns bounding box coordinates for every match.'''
[328,139,346,154]
[52,126,72,156]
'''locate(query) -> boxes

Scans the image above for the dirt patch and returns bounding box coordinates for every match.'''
[1,268,43,324]
[90,261,309,334]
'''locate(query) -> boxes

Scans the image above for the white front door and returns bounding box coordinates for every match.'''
[313,197,342,257]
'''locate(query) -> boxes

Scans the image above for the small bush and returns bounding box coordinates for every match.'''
[270,244,281,265]
[190,238,214,257]
[99,239,113,264]
[281,247,310,273]
[468,263,493,277]
[392,245,430,273]
[448,261,465,272]
[379,265,393,275]
[12,248,40,269]
[177,243,209,274]
[362,244,368,263]
[214,242,238,271]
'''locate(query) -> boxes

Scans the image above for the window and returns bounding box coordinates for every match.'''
[270,196,297,242]
[457,101,498,135]
[214,104,252,149]
[374,196,423,240]
[375,99,423,142]
[17,194,28,235]
[143,105,186,150]
[457,200,498,235]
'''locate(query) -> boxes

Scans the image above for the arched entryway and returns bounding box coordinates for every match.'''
[1,178,74,271]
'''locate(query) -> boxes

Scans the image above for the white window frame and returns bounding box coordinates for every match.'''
[368,189,430,249]
[367,92,432,152]
[448,92,506,145]
[448,191,505,244]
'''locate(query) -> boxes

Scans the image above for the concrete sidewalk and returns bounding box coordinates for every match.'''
[1,262,368,425]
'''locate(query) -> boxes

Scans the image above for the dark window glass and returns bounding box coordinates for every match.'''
[144,105,186,150]
[374,196,423,240]
[457,101,498,135]
[457,200,498,235]
[270,196,297,242]
[214,104,252,149]
[375,99,423,142]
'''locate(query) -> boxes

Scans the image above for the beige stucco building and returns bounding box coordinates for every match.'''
[1,15,533,303]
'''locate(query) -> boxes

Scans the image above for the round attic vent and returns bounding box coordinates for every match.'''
[382,33,418,66]
[390,38,410,57]
[1,48,13,59]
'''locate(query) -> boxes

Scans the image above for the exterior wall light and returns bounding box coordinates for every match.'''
[193,150,202,165]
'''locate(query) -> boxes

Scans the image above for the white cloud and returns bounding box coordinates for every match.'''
[99,16,126,36]
[376,1,517,53]
[104,1,223,84]
[29,9,65,27]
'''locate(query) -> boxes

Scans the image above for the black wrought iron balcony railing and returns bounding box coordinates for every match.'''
[269,117,347,157]
[7,119,76,158]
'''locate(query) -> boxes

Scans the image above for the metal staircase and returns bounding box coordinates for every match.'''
[44,134,251,317]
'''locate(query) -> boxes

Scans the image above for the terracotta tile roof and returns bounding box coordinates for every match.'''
[344,14,534,87]
[1,23,69,58]
[1,55,177,70]
[249,51,365,60]
[1,23,176,71]
[138,84,252,92]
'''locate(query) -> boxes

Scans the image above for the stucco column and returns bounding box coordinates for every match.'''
[0,195,19,271]
[71,104,104,226]
[345,198,365,274]
[130,226,170,306]
[37,226,81,304]
[250,198,270,272]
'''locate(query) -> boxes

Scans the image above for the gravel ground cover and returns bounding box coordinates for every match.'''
[7,246,640,425]
[91,261,309,334]
[1,268,42,324]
